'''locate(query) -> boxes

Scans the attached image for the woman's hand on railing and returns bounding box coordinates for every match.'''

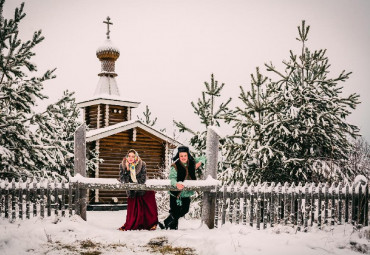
[176,183,184,190]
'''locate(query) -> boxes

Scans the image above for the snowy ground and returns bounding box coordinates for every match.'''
[0,210,369,255]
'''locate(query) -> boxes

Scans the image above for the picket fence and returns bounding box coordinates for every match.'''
[213,182,369,229]
[0,178,76,221]
[0,178,369,229]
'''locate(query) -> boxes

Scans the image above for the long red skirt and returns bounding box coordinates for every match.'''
[120,191,158,231]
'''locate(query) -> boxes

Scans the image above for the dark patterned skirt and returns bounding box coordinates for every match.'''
[119,191,158,231]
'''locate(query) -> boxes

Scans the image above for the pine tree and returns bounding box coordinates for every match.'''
[222,21,360,184]
[264,21,360,183]
[34,91,80,179]
[221,68,272,184]
[0,1,100,180]
[137,105,165,132]
[0,1,56,179]
[174,73,232,177]
[346,137,370,180]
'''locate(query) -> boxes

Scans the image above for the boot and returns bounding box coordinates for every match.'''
[158,222,165,230]
[169,218,178,230]
[163,214,177,230]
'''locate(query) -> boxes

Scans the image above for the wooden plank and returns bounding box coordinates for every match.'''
[214,186,220,228]
[242,185,247,225]
[270,183,275,228]
[256,185,261,230]
[61,181,66,217]
[11,179,16,221]
[303,183,309,230]
[235,186,240,225]
[54,180,59,216]
[18,180,23,220]
[338,182,343,224]
[351,184,356,224]
[290,183,296,225]
[318,183,322,228]
[358,184,363,225]
[250,183,254,227]
[345,184,349,223]
[276,183,282,225]
[25,180,30,219]
[310,183,315,227]
[283,183,289,225]
[75,183,80,216]
[4,180,9,219]
[0,185,3,218]
[222,185,227,225]
[324,183,329,225]
[40,182,45,219]
[47,180,51,217]
[68,182,73,217]
[297,183,302,229]
[330,183,335,225]
[228,185,234,223]
[262,184,267,229]
[74,124,86,177]
[32,179,37,218]
[365,185,369,226]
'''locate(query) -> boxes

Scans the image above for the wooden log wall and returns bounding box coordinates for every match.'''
[0,178,76,221]
[84,104,128,129]
[91,127,167,204]
[214,182,369,229]
[109,106,128,126]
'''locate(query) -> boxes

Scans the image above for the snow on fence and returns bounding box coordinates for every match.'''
[0,178,77,221]
[213,182,369,229]
[1,177,369,229]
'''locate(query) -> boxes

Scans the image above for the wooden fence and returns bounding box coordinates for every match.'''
[214,182,369,229]
[0,177,369,230]
[0,178,77,221]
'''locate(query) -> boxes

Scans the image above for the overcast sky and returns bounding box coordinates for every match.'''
[3,0,370,143]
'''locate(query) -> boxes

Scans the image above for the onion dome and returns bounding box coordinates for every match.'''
[93,17,121,96]
[96,39,120,61]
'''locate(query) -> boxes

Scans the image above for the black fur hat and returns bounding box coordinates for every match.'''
[172,145,194,162]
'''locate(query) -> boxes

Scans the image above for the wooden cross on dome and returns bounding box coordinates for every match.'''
[103,16,113,39]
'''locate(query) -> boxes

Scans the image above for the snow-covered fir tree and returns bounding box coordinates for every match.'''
[223,21,360,184]
[346,137,370,180]
[174,73,232,178]
[34,91,88,180]
[0,1,100,180]
[0,1,56,180]
[265,21,360,183]
[221,68,273,184]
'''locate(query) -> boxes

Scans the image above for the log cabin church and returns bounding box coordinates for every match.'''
[77,17,182,205]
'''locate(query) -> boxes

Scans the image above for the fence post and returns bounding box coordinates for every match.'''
[365,183,369,226]
[74,124,87,221]
[201,126,220,229]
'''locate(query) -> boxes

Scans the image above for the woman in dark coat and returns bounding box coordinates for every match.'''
[118,149,158,231]
[160,145,205,230]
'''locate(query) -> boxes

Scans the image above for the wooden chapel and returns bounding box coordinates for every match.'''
[77,17,182,204]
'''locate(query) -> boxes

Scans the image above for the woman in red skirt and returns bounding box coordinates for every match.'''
[118,149,158,231]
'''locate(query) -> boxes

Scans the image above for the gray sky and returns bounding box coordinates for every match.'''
[3,0,370,143]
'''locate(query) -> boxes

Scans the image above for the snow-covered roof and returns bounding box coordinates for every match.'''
[93,76,120,97]
[96,39,120,55]
[86,119,183,146]
[77,94,140,108]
